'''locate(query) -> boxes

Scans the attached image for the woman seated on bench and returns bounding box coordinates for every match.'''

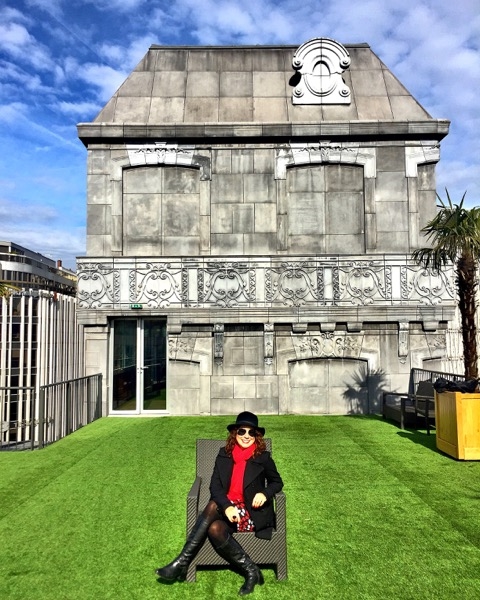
[155,411,284,596]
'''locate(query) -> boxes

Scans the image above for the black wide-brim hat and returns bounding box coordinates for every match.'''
[227,411,265,435]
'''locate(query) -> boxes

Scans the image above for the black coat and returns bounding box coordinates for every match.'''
[209,447,283,540]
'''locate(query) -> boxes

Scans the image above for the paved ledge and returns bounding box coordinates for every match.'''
[77,120,450,145]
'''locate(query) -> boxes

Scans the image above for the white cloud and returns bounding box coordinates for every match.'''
[55,100,101,116]
[76,63,128,102]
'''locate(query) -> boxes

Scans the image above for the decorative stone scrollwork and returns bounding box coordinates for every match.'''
[336,262,391,306]
[264,324,274,365]
[130,263,183,308]
[292,38,351,105]
[275,142,376,179]
[126,142,211,180]
[214,324,224,365]
[401,266,455,305]
[266,262,322,306]
[199,263,256,307]
[291,332,361,359]
[398,322,409,364]
[77,263,120,308]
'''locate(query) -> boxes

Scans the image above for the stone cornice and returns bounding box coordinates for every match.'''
[77,120,450,146]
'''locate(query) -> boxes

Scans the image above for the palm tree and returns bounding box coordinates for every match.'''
[0,281,19,298]
[412,190,480,380]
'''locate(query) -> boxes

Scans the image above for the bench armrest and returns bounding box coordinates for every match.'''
[274,491,286,530]
[186,476,202,531]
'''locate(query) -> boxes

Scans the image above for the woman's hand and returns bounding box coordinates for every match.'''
[252,493,267,508]
[225,505,240,523]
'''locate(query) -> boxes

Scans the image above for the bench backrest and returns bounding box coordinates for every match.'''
[415,380,434,398]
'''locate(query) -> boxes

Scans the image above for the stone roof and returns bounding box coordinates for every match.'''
[78,42,449,143]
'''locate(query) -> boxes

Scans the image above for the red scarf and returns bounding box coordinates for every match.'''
[227,443,255,502]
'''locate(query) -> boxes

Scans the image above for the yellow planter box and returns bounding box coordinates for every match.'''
[435,391,480,460]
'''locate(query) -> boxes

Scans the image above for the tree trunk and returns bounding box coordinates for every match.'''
[457,253,479,379]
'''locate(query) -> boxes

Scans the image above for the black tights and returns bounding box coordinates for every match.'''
[201,500,234,548]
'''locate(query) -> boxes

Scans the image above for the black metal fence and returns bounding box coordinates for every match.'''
[0,374,102,450]
[410,368,465,393]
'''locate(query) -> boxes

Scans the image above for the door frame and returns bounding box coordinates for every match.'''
[109,317,168,415]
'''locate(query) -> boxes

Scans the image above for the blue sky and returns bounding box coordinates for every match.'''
[0,0,479,269]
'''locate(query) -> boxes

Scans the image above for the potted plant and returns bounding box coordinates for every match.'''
[412,190,480,459]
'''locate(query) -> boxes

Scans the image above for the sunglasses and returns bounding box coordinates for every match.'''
[236,428,257,437]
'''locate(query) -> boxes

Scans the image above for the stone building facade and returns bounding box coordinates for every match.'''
[76,39,456,416]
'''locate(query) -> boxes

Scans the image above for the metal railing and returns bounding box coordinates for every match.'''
[0,374,102,450]
[410,368,465,394]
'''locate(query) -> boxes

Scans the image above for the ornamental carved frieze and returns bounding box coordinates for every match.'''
[76,256,457,310]
[291,332,362,359]
[336,261,391,306]
[169,336,196,360]
[126,142,211,180]
[130,263,184,308]
[198,262,256,308]
[292,38,351,104]
[77,263,120,308]
[275,143,376,179]
[401,265,455,305]
[266,262,323,307]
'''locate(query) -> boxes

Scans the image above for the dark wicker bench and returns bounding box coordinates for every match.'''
[185,438,287,582]
[382,380,435,433]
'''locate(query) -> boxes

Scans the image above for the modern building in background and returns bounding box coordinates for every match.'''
[76,38,457,417]
[0,241,76,296]
[0,243,80,446]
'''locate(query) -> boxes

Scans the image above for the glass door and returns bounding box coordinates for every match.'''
[111,319,167,413]
[142,319,167,411]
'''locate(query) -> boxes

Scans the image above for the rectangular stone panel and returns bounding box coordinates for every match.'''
[356,96,393,119]
[211,174,244,203]
[114,97,151,122]
[155,50,188,71]
[211,376,234,398]
[326,192,364,234]
[253,72,287,97]
[254,204,277,233]
[244,233,277,254]
[152,71,187,98]
[375,172,407,202]
[211,233,244,255]
[124,194,161,236]
[288,192,325,235]
[351,69,388,96]
[162,167,199,194]
[244,173,276,203]
[149,97,185,122]
[377,147,406,172]
[212,149,232,174]
[124,166,162,194]
[234,376,257,398]
[184,97,219,122]
[253,98,288,122]
[376,201,408,232]
[325,164,363,192]
[87,205,111,235]
[326,234,365,254]
[219,97,253,121]
[117,72,154,97]
[163,236,200,255]
[287,166,325,192]
[162,195,199,236]
[288,234,325,253]
[232,205,254,233]
[186,71,219,97]
[211,204,233,233]
[220,72,253,97]
[231,149,254,174]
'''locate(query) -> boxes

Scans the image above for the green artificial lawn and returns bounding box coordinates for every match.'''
[1,415,480,599]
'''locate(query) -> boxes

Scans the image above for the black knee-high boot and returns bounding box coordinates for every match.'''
[155,515,210,582]
[214,535,264,596]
